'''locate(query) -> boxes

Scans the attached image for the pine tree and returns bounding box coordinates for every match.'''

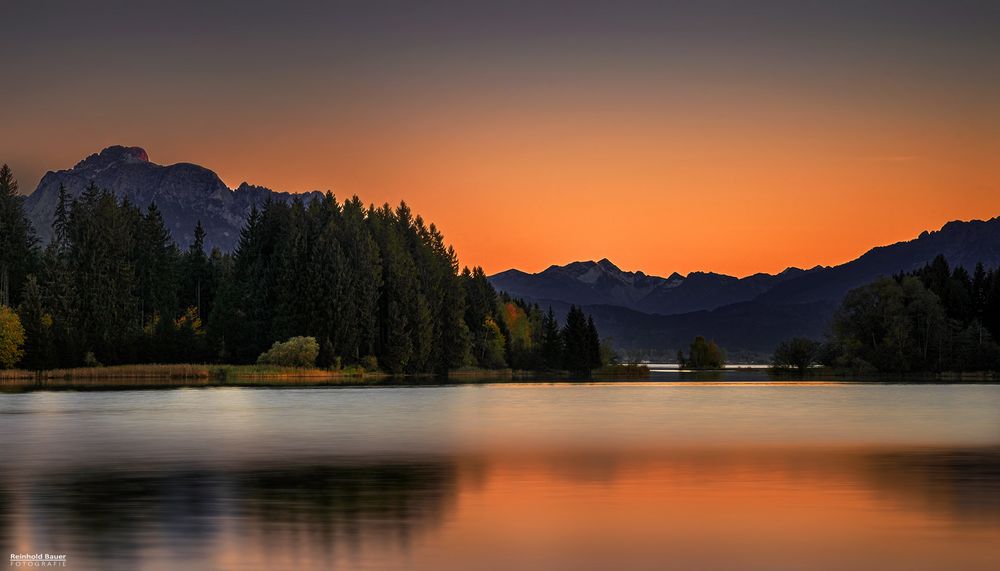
[0,164,37,307]
[53,183,70,251]
[17,275,55,370]
[540,307,563,370]
[181,221,212,318]
[135,203,180,328]
[586,316,602,370]
[339,196,381,362]
[561,305,591,373]
[463,266,505,368]
[67,189,140,363]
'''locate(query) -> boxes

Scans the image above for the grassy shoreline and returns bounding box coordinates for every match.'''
[0,362,654,391]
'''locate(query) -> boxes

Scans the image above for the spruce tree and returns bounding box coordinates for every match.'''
[17,275,54,370]
[53,183,70,252]
[0,164,37,306]
[561,305,591,373]
[540,307,563,370]
[586,316,602,369]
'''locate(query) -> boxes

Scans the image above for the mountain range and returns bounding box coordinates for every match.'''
[491,259,824,316]
[24,146,322,252]
[489,218,1000,356]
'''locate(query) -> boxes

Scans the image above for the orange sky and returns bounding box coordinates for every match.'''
[4,1,999,277]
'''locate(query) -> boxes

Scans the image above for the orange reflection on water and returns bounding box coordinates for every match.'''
[176,448,1000,571]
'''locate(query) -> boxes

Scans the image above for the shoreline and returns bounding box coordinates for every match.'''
[1,364,997,392]
[0,363,646,392]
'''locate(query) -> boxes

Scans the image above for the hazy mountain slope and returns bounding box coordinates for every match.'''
[24,146,322,251]
[533,298,837,354]
[757,217,1000,305]
[632,267,818,315]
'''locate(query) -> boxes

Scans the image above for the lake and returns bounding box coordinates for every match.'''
[2,381,1000,570]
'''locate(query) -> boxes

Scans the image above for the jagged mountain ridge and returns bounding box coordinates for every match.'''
[24,146,323,251]
[490,257,822,316]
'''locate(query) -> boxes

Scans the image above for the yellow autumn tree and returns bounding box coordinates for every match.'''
[0,305,26,369]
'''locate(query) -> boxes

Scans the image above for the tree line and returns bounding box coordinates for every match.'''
[0,164,606,373]
[773,255,1000,373]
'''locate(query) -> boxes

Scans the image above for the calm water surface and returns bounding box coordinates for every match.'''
[2,382,1000,570]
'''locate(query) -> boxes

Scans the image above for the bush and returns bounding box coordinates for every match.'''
[679,336,725,369]
[82,351,102,368]
[361,354,379,372]
[0,306,25,369]
[257,336,320,368]
[772,337,821,371]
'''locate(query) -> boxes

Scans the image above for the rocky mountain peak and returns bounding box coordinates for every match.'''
[25,146,318,252]
[73,146,149,171]
[596,258,621,272]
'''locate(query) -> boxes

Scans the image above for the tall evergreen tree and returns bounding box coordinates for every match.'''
[338,196,381,362]
[67,189,140,363]
[181,221,214,319]
[17,275,55,370]
[53,183,70,252]
[0,164,37,307]
[586,316,603,370]
[540,307,563,370]
[135,203,180,326]
[561,305,591,373]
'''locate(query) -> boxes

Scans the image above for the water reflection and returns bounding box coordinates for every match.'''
[865,447,1000,525]
[3,448,999,569]
[234,462,460,554]
[1,384,1000,570]
[32,470,219,563]
[14,461,461,569]
[0,478,9,550]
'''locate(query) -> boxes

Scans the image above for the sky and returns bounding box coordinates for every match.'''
[2,0,998,277]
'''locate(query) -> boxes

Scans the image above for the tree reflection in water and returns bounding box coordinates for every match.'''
[233,462,460,556]
[864,447,1000,525]
[25,460,459,566]
[6,447,1000,569]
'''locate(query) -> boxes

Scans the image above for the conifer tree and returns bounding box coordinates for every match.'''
[17,275,55,370]
[0,164,37,306]
[540,307,563,370]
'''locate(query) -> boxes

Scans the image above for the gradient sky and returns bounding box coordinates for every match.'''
[3,1,998,276]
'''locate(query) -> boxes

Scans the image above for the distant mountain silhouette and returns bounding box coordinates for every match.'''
[490,258,822,316]
[24,146,323,251]
[491,218,1000,354]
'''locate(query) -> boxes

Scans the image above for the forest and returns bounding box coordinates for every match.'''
[774,255,1000,373]
[0,164,604,374]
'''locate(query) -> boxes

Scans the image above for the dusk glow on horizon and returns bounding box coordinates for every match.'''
[4,0,998,276]
[6,5,1000,570]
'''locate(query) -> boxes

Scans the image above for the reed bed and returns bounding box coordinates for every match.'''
[45,364,212,379]
[0,369,37,380]
[0,363,390,391]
